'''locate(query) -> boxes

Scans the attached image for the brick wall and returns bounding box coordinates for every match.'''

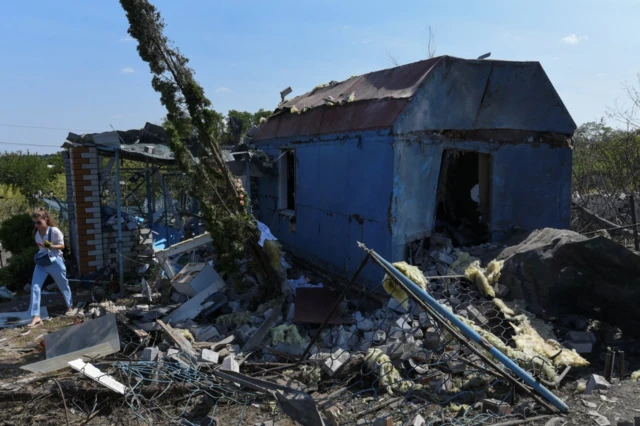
[69,146,104,275]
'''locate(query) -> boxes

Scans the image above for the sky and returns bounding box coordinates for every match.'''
[0,0,638,154]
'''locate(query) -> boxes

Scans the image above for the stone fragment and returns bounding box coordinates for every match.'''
[221,355,239,373]
[322,349,351,376]
[142,347,159,361]
[199,349,219,364]
[482,399,512,416]
[585,375,611,394]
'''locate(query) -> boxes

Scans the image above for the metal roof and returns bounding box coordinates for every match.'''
[255,57,442,141]
[255,55,576,141]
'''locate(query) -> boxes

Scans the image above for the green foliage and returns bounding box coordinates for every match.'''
[223,109,273,145]
[0,213,35,254]
[0,185,30,222]
[0,151,66,205]
[0,246,38,291]
[573,120,640,194]
[120,0,264,275]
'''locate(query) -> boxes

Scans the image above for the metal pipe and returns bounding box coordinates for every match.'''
[360,244,569,413]
[115,150,125,297]
[618,351,625,378]
[362,246,555,413]
[604,348,614,382]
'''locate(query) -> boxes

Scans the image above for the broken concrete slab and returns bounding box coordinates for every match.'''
[199,349,220,364]
[22,314,120,374]
[221,355,240,373]
[585,374,611,394]
[322,349,351,377]
[194,325,220,342]
[0,307,49,328]
[142,347,159,361]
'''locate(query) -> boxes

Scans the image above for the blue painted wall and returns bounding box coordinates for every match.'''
[256,131,394,284]
[389,137,573,248]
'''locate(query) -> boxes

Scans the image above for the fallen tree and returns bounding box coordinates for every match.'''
[119,0,280,292]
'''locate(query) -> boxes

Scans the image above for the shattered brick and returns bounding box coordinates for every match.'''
[322,349,351,377]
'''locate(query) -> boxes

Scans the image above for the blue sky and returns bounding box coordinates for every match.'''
[1,0,638,154]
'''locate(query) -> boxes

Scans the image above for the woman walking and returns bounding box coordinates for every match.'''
[28,209,73,328]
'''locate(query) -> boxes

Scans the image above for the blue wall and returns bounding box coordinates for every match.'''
[256,131,394,284]
[390,137,573,248]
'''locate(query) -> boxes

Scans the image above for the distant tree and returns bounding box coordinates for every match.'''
[223,109,273,145]
[0,152,53,204]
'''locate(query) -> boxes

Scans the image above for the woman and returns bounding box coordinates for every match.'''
[28,209,73,327]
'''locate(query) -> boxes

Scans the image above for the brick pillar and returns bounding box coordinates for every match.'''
[69,146,104,275]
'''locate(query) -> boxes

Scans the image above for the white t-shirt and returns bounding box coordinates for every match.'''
[35,226,65,261]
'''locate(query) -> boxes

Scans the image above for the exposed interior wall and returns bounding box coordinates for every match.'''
[256,131,395,284]
[390,140,442,261]
[391,137,573,253]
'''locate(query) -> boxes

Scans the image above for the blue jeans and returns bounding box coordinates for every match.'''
[29,256,73,317]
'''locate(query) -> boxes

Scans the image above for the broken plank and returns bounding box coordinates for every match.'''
[242,302,281,352]
[162,283,225,324]
[116,314,149,340]
[156,320,195,356]
[68,358,127,394]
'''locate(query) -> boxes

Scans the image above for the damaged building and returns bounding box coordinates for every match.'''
[253,55,576,283]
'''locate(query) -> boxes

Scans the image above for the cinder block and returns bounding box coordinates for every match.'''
[88,250,104,256]
[83,186,99,191]
[85,218,101,224]
[199,349,220,364]
[81,153,97,159]
[85,207,101,213]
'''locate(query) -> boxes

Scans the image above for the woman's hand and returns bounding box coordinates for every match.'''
[43,240,53,249]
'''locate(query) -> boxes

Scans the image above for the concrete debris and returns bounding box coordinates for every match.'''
[142,346,159,361]
[585,375,611,394]
[8,221,640,426]
[588,410,611,426]
[221,355,240,373]
[199,349,220,364]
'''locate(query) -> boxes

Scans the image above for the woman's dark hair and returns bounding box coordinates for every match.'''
[31,208,56,227]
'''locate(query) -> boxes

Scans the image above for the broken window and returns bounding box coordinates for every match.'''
[435,150,491,245]
[278,149,296,213]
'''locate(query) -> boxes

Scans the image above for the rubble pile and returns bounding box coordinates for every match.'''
[3,228,640,425]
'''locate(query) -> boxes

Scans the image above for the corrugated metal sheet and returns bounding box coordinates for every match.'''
[254,57,442,141]
[282,57,442,110]
[255,55,576,141]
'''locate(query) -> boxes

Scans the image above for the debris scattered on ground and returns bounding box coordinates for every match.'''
[3,226,640,425]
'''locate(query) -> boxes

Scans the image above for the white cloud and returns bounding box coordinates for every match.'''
[215,87,231,93]
[119,36,134,42]
[343,26,349,29]
[562,33,588,45]
[121,67,135,74]
[596,73,606,77]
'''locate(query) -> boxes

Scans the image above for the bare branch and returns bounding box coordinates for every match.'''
[427,25,436,59]
[384,48,399,67]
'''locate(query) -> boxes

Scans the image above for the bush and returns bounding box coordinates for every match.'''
[0,213,34,254]
[0,246,38,291]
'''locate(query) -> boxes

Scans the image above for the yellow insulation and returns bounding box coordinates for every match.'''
[381,262,428,309]
[365,348,413,394]
[263,240,282,273]
[270,324,308,346]
[465,261,495,297]
[631,371,640,381]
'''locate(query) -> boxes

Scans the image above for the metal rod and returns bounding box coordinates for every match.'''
[365,248,555,413]
[604,348,614,381]
[115,150,125,297]
[359,243,568,413]
[491,415,553,426]
[618,351,625,378]
[582,222,640,236]
[631,195,640,250]
[297,254,371,364]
